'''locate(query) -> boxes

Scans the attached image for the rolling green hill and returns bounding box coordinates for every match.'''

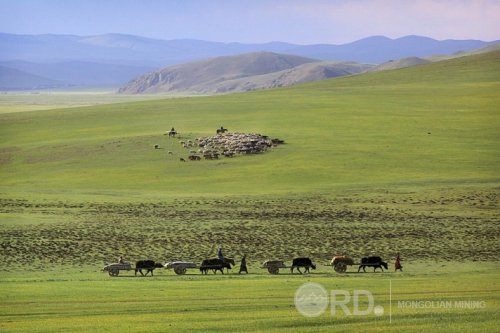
[367,56,430,72]
[1,51,498,201]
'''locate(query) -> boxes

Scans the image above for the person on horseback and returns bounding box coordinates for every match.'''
[168,127,177,137]
[217,246,224,262]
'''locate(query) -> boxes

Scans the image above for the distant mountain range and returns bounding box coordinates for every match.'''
[2,33,497,65]
[0,60,154,90]
[0,65,62,90]
[0,32,498,90]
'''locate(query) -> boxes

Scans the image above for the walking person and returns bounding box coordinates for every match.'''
[239,255,248,274]
[395,252,403,272]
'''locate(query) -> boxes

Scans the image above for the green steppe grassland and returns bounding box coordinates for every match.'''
[0,51,499,332]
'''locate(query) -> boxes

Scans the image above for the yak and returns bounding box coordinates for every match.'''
[291,257,316,274]
[135,260,164,276]
[358,256,388,272]
[200,258,232,274]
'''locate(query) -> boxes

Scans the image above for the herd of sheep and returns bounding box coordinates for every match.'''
[159,131,285,161]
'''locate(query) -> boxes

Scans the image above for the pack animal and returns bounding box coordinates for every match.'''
[291,257,316,274]
[200,258,232,274]
[358,256,388,272]
[135,260,164,276]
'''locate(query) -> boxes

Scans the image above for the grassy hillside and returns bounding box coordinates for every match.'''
[208,60,372,93]
[1,51,498,200]
[367,57,430,72]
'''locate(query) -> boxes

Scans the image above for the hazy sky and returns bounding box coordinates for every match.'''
[1,0,499,44]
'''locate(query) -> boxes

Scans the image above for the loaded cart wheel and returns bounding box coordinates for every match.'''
[268,266,280,274]
[109,269,119,276]
[334,262,347,273]
[174,266,187,275]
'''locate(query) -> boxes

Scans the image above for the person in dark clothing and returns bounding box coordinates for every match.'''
[239,255,248,274]
[217,247,224,262]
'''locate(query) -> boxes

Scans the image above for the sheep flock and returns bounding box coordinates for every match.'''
[171,132,285,161]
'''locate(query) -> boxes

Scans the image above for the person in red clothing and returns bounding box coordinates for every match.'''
[395,253,403,272]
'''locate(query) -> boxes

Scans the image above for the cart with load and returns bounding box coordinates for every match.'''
[164,261,198,275]
[330,256,355,273]
[102,262,133,276]
[261,260,288,274]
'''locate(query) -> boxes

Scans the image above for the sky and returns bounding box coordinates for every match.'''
[1,0,499,44]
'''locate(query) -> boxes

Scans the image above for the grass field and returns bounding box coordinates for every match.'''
[0,51,499,332]
[0,263,498,332]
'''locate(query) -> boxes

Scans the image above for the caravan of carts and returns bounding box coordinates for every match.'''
[102,255,390,277]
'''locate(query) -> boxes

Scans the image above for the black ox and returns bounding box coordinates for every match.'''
[291,257,316,274]
[135,260,164,276]
[358,256,388,272]
[199,258,234,274]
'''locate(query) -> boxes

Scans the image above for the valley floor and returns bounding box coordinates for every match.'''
[0,89,179,114]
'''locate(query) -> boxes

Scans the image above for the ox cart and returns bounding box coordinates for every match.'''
[330,256,355,273]
[330,255,388,273]
[164,261,198,275]
[102,262,133,276]
[261,260,288,274]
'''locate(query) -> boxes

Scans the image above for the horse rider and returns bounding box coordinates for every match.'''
[217,246,224,262]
